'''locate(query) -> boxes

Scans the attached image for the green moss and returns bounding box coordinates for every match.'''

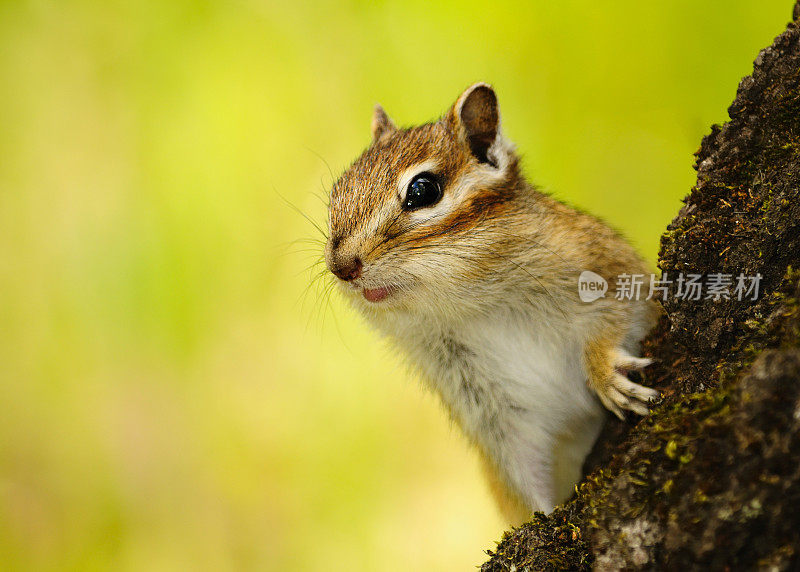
[484,511,593,572]
[719,267,800,382]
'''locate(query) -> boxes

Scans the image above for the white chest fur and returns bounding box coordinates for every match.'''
[377,307,606,512]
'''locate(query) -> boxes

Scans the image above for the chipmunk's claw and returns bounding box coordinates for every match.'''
[598,350,659,418]
[613,350,655,374]
[597,372,659,419]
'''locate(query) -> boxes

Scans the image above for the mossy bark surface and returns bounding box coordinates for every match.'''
[483,3,800,570]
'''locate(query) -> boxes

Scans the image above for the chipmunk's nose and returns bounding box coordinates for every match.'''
[330,256,362,282]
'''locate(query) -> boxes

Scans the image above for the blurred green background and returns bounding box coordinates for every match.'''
[0,0,792,569]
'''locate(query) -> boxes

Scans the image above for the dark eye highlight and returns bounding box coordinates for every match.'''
[403,173,442,211]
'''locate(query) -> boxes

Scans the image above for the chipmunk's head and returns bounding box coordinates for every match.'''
[325,83,523,314]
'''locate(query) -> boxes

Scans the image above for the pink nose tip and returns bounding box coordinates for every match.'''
[332,257,362,281]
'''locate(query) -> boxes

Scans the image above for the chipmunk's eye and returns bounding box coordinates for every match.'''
[404,173,442,210]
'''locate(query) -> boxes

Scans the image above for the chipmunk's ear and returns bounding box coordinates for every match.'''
[448,83,505,166]
[371,104,396,141]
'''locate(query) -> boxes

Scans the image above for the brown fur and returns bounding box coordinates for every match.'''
[479,449,531,526]
[325,83,660,522]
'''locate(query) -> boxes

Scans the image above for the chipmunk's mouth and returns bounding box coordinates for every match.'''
[362,286,395,303]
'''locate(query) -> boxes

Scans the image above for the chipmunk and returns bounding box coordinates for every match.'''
[324,83,659,524]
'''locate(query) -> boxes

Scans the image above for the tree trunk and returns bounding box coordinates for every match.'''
[483,3,800,570]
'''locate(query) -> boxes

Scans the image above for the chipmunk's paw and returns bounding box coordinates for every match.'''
[595,350,659,420]
[597,372,659,419]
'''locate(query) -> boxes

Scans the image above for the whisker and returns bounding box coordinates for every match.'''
[296,265,329,314]
[273,186,328,240]
[303,144,337,187]
[294,256,325,279]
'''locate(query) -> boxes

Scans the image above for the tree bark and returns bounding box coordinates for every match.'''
[483,3,800,570]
